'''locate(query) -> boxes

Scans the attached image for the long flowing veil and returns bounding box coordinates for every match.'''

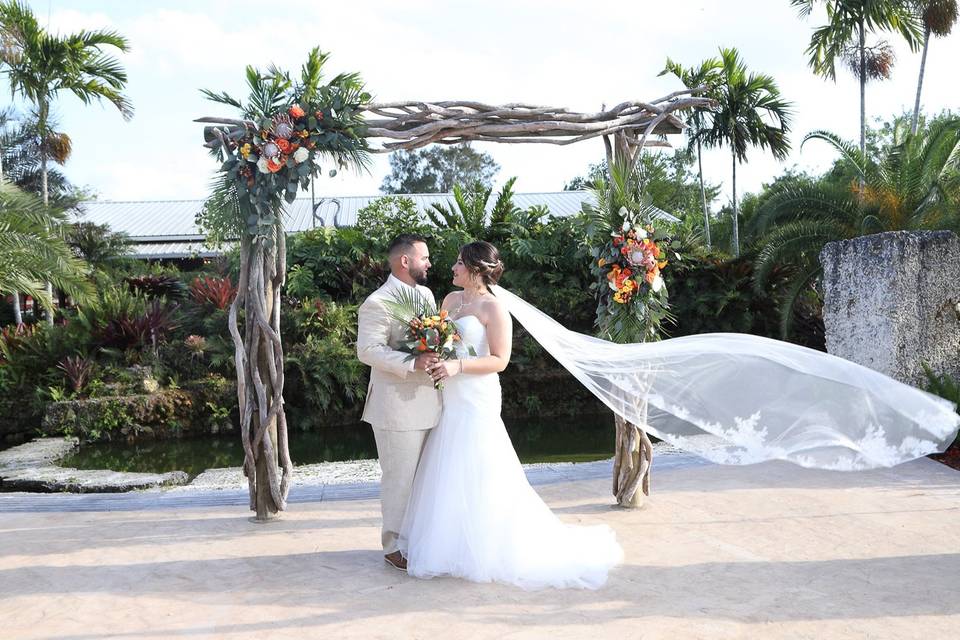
[490,285,960,470]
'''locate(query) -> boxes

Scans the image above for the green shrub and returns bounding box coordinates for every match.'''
[355,195,430,242]
[284,334,367,426]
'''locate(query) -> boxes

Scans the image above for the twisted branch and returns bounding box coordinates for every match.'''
[358,90,713,152]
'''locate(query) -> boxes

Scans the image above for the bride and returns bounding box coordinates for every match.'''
[399,241,624,590]
[398,240,960,590]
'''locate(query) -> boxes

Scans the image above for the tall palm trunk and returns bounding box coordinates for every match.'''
[912,26,932,136]
[859,18,867,161]
[39,100,53,325]
[731,148,739,257]
[0,149,20,324]
[697,138,711,248]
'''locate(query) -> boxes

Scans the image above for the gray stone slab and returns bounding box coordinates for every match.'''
[821,230,960,386]
[0,437,189,493]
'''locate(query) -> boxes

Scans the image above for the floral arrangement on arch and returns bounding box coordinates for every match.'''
[200,48,371,240]
[590,206,676,342]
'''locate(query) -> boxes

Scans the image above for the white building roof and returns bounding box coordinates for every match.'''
[75,191,679,259]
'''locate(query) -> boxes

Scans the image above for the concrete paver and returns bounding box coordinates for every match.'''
[1,458,957,639]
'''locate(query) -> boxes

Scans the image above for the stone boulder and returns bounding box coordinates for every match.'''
[821,230,960,387]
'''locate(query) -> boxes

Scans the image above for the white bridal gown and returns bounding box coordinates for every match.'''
[398,315,624,590]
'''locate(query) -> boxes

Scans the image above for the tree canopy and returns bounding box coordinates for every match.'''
[380,143,499,194]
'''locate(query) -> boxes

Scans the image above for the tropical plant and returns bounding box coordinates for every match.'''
[286,226,387,302]
[284,333,367,417]
[124,274,188,300]
[0,108,79,205]
[189,275,237,310]
[426,177,520,240]
[752,117,960,336]
[699,47,792,257]
[791,0,922,160]
[0,0,132,323]
[67,221,131,268]
[922,363,960,446]
[199,48,372,519]
[911,0,958,134]
[659,55,723,246]
[0,179,94,316]
[57,354,95,394]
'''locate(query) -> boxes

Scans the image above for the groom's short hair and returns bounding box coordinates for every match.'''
[388,233,428,259]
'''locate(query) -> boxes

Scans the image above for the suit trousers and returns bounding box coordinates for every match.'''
[372,426,431,554]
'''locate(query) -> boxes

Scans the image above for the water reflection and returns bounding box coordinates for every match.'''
[62,414,615,478]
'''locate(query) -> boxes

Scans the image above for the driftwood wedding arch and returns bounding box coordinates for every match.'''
[198,86,713,518]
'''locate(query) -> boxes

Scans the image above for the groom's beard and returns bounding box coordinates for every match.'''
[409,266,429,285]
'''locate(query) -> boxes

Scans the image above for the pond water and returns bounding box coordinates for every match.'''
[61,414,616,478]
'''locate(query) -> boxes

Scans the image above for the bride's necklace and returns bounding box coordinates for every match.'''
[452,288,489,317]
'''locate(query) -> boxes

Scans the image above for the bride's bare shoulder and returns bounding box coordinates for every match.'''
[440,291,461,310]
[482,294,509,319]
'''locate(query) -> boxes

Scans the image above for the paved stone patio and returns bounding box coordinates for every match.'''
[1,457,958,639]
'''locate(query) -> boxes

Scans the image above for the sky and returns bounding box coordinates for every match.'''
[7,0,960,208]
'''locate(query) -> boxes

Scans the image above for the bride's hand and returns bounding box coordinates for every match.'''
[428,360,459,383]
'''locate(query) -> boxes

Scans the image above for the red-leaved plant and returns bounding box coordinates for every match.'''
[57,355,96,394]
[190,276,237,310]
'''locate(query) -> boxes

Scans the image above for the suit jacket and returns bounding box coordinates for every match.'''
[357,275,442,431]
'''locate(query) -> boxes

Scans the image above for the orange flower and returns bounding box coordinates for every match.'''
[289,105,306,118]
[645,267,658,284]
[299,130,310,138]
[267,158,284,173]
[275,138,292,154]
[417,338,428,351]
[440,309,448,319]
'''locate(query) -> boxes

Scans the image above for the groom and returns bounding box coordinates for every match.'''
[356,234,442,570]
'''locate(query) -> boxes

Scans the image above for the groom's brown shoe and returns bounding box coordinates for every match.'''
[384,551,408,571]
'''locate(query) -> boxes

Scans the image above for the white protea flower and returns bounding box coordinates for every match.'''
[256,156,269,173]
[651,274,665,293]
[262,141,280,159]
[293,147,309,164]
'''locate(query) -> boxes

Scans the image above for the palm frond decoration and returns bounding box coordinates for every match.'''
[382,287,436,325]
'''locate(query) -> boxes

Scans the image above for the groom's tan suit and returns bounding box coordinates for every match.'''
[357,274,441,554]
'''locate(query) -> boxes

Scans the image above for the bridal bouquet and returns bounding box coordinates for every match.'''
[384,289,475,389]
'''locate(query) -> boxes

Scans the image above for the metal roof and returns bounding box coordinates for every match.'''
[76,191,679,259]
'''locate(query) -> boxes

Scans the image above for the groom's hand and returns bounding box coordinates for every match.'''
[414,352,440,371]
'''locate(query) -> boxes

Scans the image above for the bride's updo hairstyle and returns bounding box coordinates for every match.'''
[460,241,505,287]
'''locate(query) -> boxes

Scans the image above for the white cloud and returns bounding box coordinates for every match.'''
[24,0,960,206]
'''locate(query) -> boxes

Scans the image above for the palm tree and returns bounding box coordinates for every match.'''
[911,0,958,134]
[792,0,922,161]
[0,0,132,323]
[0,108,76,205]
[0,179,93,317]
[659,55,723,247]
[0,108,77,323]
[426,177,521,240]
[753,117,960,336]
[699,48,792,257]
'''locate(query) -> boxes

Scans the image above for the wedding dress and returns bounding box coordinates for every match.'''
[398,315,624,590]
